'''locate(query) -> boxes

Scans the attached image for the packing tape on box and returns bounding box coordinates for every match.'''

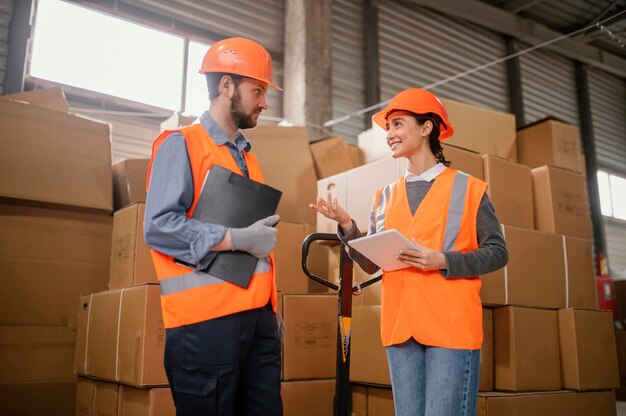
[115,288,125,381]
[562,235,569,308]
[502,225,508,305]
[84,293,94,372]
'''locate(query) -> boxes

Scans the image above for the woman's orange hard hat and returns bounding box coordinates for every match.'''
[372,88,454,140]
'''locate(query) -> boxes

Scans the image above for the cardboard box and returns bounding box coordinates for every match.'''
[477,390,616,416]
[563,237,597,309]
[350,305,390,386]
[351,385,368,416]
[281,294,337,380]
[0,325,77,383]
[480,308,493,392]
[516,118,583,174]
[493,306,561,391]
[482,154,534,230]
[316,156,405,233]
[275,221,326,294]
[309,136,355,179]
[86,290,122,381]
[94,380,119,416]
[0,99,113,212]
[117,285,167,387]
[0,203,112,327]
[74,295,92,375]
[109,203,157,289]
[442,98,517,161]
[481,225,566,308]
[118,385,175,416]
[442,143,484,180]
[281,379,335,416]
[80,286,166,386]
[0,381,77,416]
[112,159,150,211]
[75,377,95,416]
[344,144,363,168]
[531,165,592,239]
[558,308,619,390]
[615,330,626,400]
[1,87,70,112]
[245,126,318,227]
[367,387,395,416]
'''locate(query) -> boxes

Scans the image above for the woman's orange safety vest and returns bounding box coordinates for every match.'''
[373,167,487,350]
[146,124,276,329]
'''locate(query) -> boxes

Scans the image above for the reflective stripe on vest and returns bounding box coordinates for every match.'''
[374,171,469,246]
[160,258,271,296]
[443,171,469,252]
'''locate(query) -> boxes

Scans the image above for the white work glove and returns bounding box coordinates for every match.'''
[230,215,280,258]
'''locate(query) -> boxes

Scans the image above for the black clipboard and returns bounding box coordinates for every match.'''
[188,165,282,288]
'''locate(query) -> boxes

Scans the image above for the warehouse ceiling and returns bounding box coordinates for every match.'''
[67,0,626,77]
[482,0,626,59]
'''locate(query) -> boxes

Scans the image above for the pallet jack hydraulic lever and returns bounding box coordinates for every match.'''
[301,233,382,416]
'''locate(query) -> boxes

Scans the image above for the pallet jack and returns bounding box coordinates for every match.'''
[301,233,382,416]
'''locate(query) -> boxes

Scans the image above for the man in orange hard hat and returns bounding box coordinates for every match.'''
[144,37,283,415]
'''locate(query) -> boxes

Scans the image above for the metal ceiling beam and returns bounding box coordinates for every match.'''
[409,0,626,78]
[503,0,542,14]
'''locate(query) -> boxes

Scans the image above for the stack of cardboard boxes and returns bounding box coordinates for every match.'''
[3,86,619,415]
[318,99,620,415]
[0,89,114,415]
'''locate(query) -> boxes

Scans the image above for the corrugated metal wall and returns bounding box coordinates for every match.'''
[587,67,626,278]
[520,47,580,126]
[378,1,509,112]
[331,0,366,144]
[588,68,626,176]
[0,0,12,95]
[606,219,626,279]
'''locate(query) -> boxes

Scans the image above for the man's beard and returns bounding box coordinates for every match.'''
[230,89,260,129]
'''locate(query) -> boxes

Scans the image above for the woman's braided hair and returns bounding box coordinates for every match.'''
[415,113,450,167]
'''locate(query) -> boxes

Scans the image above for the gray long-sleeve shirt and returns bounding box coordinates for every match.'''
[143,111,252,270]
[339,169,508,278]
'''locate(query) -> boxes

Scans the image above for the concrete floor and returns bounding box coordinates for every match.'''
[617,401,626,415]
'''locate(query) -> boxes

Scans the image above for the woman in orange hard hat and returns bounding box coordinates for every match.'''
[311,88,508,416]
[145,37,283,416]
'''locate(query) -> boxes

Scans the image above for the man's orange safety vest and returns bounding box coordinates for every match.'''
[373,167,488,350]
[146,124,276,329]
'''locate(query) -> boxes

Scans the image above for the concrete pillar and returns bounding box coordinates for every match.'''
[284,0,332,141]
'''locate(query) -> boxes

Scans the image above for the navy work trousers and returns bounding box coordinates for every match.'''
[164,302,282,416]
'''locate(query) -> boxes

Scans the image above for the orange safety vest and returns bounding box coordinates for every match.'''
[374,167,488,349]
[146,124,276,329]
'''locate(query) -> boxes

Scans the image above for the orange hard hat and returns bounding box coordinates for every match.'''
[372,88,454,140]
[199,37,282,91]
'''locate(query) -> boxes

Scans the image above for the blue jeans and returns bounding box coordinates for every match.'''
[386,338,480,416]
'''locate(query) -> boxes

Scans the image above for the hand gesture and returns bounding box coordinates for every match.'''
[309,192,352,231]
[397,238,446,271]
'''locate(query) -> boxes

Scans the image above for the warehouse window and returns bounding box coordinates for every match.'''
[30,0,185,110]
[184,40,212,116]
[598,170,626,220]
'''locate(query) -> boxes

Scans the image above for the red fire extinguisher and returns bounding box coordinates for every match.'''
[595,254,616,319]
